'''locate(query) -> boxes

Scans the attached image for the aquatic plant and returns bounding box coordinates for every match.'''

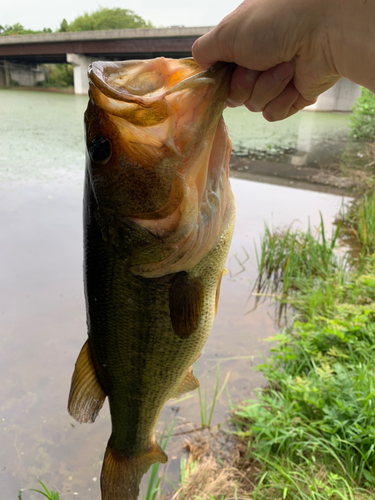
[197,366,231,429]
[252,213,345,322]
[18,480,60,500]
[340,192,375,255]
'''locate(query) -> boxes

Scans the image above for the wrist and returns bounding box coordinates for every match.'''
[329,0,375,91]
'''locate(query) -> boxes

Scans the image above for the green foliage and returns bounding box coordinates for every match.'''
[233,209,375,499]
[350,87,375,141]
[37,64,74,88]
[18,479,59,499]
[0,23,52,35]
[68,7,153,32]
[341,193,375,255]
[255,215,342,295]
[0,7,153,37]
[58,19,69,32]
[253,214,345,320]
[197,366,230,429]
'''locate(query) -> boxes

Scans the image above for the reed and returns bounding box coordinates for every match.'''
[252,214,346,321]
[18,480,60,500]
[197,366,230,429]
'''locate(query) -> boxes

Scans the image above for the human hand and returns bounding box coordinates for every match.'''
[192,0,375,121]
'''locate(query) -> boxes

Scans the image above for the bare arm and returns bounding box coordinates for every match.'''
[192,0,375,121]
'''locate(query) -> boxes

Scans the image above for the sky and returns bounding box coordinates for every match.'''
[1,0,243,31]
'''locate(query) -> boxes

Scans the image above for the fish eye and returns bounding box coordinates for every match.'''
[88,136,112,165]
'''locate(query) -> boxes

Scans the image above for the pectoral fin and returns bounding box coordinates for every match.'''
[68,339,106,424]
[169,272,204,339]
[171,366,199,398]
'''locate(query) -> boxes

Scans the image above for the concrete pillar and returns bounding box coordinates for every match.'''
[4,60,11,87]
[67,53,96,95]
[307,78,361,112]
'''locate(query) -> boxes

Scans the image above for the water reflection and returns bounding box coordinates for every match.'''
[224,106,350,168]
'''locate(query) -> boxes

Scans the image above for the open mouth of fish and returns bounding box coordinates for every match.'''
[86,57,235,277]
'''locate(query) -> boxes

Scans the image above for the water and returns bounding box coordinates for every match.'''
[224,106,350,166]
[0,89,350,498]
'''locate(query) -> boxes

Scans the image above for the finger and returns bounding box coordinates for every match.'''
[192,30,225,69]
[192,13,239,70]
[227,66,261,107]
[262,82,316,122]
[245,61,295,112]
[287,93,317,117]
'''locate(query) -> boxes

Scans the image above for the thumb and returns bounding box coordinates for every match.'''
[192,25,235,69]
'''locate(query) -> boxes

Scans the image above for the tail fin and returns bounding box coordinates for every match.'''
[101,440,168,500]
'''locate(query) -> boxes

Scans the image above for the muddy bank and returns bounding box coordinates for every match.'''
[4,85,74,93]
[230,153,368,195]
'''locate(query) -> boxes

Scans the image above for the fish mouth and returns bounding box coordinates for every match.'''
[89,58,224,104]
[87,58,235,277]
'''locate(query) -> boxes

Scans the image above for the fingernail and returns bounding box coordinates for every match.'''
[226,98,237,108]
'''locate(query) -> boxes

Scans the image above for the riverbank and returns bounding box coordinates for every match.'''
[4,85,74,93]
[230,139,375,194]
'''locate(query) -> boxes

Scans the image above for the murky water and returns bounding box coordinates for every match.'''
[0,89,349,498]
[224,106,350,166]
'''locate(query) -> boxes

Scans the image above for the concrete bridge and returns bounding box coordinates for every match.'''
[0,26,361,110]
[0,27,211,94]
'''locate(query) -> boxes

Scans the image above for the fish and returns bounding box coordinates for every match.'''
[67,57,236,500]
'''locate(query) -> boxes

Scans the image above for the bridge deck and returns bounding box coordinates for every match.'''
[0,27,212,64]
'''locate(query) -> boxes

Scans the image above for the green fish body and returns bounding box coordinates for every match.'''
[68,58,235,500]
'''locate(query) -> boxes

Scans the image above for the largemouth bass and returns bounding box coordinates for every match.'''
[68,57,235,500]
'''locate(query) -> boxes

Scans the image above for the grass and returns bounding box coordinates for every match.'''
[252,213,345,322]
[340,192,375,255]
[18,480,60,500]
[230,205,375,499]
[197,366,231,429]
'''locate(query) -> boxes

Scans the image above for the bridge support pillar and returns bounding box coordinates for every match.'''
[307,78,361,112]
[67,53,96,95]
[3,60,11,86]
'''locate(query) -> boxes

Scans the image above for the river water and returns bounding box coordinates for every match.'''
[0,89,350,498]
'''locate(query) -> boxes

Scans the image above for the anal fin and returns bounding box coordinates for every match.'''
[68,339,106,424]
[101,440,167,500]
[171,366,199,398]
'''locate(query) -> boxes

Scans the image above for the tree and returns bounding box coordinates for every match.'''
[0,23,52,36]
[59,19,69,32]
[67,7,153,32]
